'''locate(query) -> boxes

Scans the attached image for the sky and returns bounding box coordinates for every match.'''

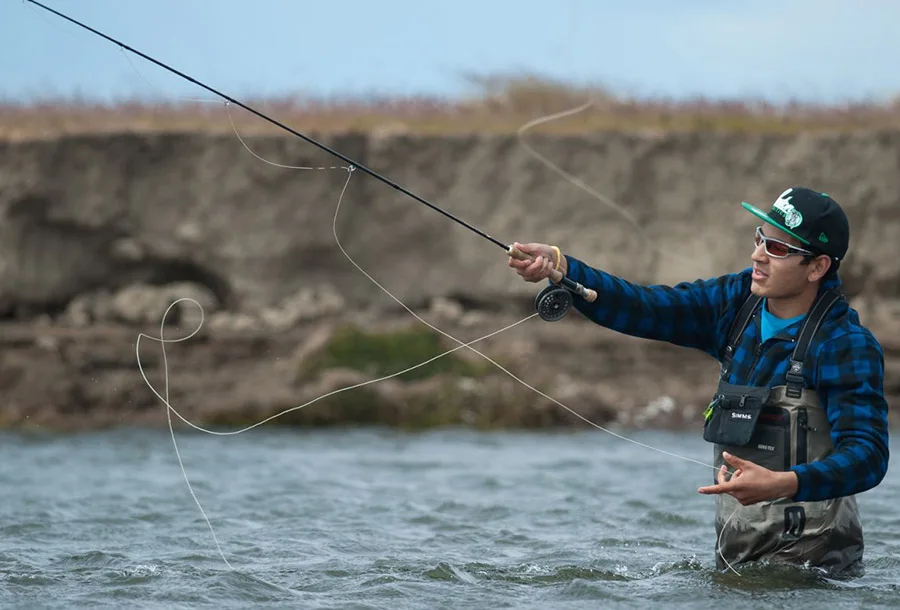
[3,0,900,105]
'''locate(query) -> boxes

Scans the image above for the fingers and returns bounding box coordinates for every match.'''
[508,243,554,283]
[706,453,753,488]
[697,482,726,495]
[511,242,548,258]
[507,255,545,270]
[716,464,729,485]
[698,459,761,505]
[512,257,553,282]
[697,483,755,505]
[509,242,554,264]
[722,451,750,470]
[701,465,732,493]
[721,466,743,484]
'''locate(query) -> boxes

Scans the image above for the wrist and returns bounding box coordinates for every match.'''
[779,470,799,500]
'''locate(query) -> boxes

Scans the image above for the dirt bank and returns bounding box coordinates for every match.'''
[1,129,899,430]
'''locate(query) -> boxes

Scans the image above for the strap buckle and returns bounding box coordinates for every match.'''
[785,359,804,398]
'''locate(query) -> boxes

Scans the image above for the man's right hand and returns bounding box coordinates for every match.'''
[508,242,566,283]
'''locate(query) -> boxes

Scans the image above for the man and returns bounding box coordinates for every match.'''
[508,187,889,575]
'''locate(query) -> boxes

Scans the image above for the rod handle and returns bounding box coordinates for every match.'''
[507,245,598,303]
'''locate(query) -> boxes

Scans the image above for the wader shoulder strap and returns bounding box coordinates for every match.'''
[720,293,762,379]
[785,288,844,398]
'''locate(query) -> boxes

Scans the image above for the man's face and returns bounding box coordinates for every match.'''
[749,224,823,299]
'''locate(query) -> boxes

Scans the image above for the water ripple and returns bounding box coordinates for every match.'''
[0,427,897,609]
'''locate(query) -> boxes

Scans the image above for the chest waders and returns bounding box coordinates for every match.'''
[703,288,863,574]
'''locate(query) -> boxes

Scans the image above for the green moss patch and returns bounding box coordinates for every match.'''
[298,324,492,383]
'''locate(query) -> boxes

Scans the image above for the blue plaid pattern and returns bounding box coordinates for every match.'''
[563,256,890,502]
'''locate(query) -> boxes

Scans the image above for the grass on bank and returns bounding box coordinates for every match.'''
[204,376,578,431]
[262,322,579,430]
[297,323,493,382]
[3,74,900,140]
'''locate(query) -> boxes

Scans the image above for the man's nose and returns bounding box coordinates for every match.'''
[751,240,768,261]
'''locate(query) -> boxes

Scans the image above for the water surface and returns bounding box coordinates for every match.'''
[1,426,897,608]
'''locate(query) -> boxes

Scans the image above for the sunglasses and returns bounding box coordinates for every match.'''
[754,226,814,258]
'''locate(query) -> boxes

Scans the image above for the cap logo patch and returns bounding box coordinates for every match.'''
[772,189,804,229]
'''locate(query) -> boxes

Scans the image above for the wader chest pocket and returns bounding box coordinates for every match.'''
[703,383,771,446]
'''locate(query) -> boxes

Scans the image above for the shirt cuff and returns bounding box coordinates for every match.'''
[789,464,812,502]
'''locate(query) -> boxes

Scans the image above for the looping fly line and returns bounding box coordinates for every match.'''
[25,0,746,577]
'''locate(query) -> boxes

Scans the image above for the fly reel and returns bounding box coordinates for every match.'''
[534,284,573,322]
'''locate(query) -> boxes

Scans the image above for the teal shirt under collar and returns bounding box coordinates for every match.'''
[760,298,806,343]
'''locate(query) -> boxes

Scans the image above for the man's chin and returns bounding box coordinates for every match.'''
[750,281,767,297]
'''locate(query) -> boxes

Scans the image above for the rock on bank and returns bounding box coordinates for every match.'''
[0,129,899,429]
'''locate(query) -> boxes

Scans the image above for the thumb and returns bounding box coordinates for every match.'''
[512,242,543,257]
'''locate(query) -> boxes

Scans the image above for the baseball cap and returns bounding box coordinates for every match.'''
[741,186,850,260]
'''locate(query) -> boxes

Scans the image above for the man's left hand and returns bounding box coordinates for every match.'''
[697,451,799,505]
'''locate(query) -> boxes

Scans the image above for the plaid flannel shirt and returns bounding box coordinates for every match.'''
[563,256,890,503]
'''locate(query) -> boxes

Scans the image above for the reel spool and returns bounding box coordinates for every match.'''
[534,285,573,322]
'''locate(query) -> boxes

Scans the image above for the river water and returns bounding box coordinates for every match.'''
[1,425,897,609]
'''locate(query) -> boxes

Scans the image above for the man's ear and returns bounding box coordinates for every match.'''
[807,255,832,282]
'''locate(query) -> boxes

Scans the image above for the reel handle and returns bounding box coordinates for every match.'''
[508,245,598,303]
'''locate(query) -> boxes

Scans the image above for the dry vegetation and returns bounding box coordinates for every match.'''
[2,74,900,141]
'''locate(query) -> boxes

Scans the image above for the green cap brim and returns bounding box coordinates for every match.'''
[741,201,811,245]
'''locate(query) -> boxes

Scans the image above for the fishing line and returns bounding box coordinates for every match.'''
[112,75,727,469]
[210,53,750,579]
[219,101,739,475]
[137,119,740,572]
[25,0,746,576]
[24,0,595,309]
[512,0,694,277]
[515,103,699,276]
[512,4,743,575]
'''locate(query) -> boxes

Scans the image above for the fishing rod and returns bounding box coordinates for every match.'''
[25,0,598,321]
